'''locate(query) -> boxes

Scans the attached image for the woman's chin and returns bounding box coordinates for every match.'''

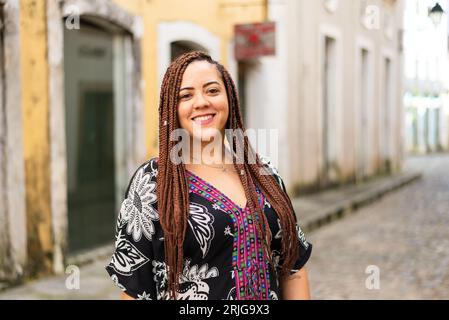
[192,128,224,143]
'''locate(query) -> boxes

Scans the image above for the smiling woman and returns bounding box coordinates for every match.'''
[105,51,312,300]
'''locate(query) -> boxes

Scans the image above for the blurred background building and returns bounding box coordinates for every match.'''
[247,0,405,195]
[403,0,449,154]
[1,0,445,287]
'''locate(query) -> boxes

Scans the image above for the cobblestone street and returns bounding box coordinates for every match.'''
[307,154,449,299]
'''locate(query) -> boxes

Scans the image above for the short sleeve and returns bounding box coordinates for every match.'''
[259,156,312,274]
[105,158,160,300]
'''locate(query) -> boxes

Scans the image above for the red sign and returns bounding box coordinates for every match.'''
[234,22,276,61]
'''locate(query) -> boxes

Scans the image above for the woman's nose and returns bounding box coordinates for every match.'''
[193,93,210,109]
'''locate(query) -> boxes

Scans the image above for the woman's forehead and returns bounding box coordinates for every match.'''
[181,61,222,85]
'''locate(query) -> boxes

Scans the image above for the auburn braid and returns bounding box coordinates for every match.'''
[157,51,299,299]
[219,63,299,278]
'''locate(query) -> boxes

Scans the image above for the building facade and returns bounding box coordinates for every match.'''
[0,0,26,282]
[1,0,408,284]
[403,0,449,154]
[0,0,267,283]
[244,0,405,193]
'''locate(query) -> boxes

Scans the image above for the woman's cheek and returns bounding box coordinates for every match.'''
[177,104,191,130]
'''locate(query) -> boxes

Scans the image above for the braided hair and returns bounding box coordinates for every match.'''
[157,51,299,299]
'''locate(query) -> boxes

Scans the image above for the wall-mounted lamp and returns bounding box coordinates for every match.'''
[429,2,445,27]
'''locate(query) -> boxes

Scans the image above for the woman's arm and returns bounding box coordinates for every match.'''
[281,267,311,300]
[120,292,135,300]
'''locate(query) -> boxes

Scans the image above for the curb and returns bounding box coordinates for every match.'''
[298,171,422,233]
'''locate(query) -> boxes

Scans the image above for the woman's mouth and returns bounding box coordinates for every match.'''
[191,114,215,126]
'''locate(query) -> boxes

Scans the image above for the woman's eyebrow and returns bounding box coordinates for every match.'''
[179,80,220,91]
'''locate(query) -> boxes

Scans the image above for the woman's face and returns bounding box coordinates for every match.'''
[177,60,229,142]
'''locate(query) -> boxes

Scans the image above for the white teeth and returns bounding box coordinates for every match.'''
[193,114,213,121]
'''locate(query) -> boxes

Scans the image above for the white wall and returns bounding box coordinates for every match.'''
[403,0,449,153]
[157,21,220,89]
[280,0,404,191]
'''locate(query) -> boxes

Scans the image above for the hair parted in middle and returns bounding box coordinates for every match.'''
[157,50,299,299]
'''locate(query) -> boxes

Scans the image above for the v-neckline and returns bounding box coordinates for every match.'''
[185,169,248,212]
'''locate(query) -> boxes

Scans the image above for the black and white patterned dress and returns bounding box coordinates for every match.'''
[105,157,312,300]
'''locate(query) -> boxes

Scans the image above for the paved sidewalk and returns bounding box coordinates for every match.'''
[0,258,117,300]
[293,170,421,232]
[0,168,421,299]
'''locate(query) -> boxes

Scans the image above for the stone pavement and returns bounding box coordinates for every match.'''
[0,258,118,300]
[307,154,449,299]
[0,158,424,299]
[293,169,421,233]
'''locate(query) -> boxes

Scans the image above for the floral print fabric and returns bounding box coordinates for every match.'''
[106,158,312,300]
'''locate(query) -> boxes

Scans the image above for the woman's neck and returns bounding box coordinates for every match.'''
[186,138,232,165]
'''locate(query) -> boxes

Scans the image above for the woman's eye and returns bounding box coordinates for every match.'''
[208,88,219,94]
[180,94,191,100]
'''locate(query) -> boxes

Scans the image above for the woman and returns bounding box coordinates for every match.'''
[106,51,312,300]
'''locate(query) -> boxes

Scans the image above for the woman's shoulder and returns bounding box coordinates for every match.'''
[259,155,280,175]
[145,157,159,175]
[134,157,159,177]
[258,155,285,190]
[124,157,159,197]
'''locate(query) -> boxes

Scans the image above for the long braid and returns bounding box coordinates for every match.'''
[220,66,299,276]
[157,51,299,299]
[223,69,273,262]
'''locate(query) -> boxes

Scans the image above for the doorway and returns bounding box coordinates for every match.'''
[358,48,370,180]
[322,36,338,185]
[64,21,116,253]
[171,40,206,61]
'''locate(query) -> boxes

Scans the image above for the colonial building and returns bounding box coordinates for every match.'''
[0,0,408,285]
[0,0,267,283]
[0,0,25,282]
[243,0,405,193]
[403,0,449,154]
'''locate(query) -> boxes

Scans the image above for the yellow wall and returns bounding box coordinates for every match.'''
[113,0,266,158]
[20,0,53,276]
